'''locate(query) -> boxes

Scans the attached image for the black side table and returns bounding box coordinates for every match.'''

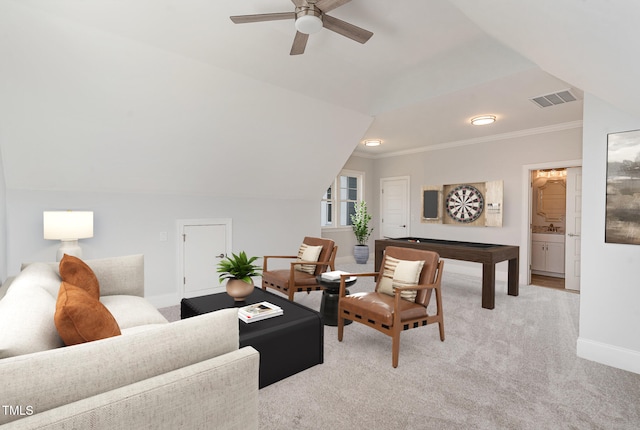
[316,275,356,326]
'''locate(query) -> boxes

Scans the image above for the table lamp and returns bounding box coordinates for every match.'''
[43,211,94,261]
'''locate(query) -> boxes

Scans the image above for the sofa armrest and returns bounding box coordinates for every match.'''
[2,347,259,430]
[0,308,240,426]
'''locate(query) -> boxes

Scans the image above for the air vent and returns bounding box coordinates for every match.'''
[530,89,578,108]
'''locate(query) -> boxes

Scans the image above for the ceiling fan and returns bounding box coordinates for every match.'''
[230,0,373,55]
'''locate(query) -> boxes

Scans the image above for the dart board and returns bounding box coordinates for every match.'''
[445,184,485,223]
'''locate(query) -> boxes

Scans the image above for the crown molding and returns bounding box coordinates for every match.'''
[352,120,583,159]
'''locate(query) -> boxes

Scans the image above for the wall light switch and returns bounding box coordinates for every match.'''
[159,231,168,242]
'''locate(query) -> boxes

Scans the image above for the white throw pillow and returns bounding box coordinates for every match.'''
[378,256,424,301]
[295,244,323,275]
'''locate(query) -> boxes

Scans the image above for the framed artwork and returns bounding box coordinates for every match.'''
[606,129,640,244]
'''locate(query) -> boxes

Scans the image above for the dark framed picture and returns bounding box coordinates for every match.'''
[606,129,640,244]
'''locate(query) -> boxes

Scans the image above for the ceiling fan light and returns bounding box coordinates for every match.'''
[295,15,323,34]
[471,115,496,126]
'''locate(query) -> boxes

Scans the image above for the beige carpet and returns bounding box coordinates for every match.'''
[160,262,640,429]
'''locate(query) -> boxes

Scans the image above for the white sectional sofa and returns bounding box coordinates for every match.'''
[0,255,259,429]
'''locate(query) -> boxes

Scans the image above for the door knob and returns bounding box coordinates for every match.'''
[400,225,406,228]
[216,253,225,258]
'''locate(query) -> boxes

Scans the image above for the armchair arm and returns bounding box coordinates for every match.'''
[338,272,379,297]
[262,255,298,271]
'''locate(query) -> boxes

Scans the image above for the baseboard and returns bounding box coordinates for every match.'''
[577,337,640,375]
[145,292,181,309]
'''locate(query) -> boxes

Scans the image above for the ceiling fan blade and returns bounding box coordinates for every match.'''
[230,12,295,24]
[315,0,352,13]
[322,14,373,44]
[290,31,309,55]
[290,0,308,7]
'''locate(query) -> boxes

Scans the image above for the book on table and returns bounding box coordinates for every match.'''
[238,301,283,323]
[320,270,351,281]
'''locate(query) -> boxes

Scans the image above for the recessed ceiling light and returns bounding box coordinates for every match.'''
[470,115,496,126]
[363,139,382,147]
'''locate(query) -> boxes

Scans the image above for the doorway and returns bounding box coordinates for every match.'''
[523,161,581,292]
[380,176,410,238]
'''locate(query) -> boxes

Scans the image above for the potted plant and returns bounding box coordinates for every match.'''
[351,201,373,264]
[217,251,262,301]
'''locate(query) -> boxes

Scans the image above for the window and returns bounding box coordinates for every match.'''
[322,170,364,228]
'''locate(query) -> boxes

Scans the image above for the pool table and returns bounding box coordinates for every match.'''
[375,238,519,309]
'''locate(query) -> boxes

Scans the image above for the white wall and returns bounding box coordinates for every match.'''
[6,189,319,307]
[0,146,6,280]
[370,126,583,281]
[577,94,640,374]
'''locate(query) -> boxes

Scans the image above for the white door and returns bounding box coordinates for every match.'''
[565,167,582,291]
[381,177,410,238]
[179,219,232,298]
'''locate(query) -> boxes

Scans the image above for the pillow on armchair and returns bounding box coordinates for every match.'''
[294,243,323,275]
[377,256,424,301]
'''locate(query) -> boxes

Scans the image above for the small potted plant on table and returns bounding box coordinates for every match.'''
[217,251,262,301]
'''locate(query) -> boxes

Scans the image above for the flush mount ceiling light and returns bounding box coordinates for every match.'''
[470,115,496,126]
[363,139,382,147]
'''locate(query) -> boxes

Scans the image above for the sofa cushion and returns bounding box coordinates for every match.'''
[0,265,64,358]
[59,254,100,299]
[55,282,121,346]
[100,295,169,329]
[295,243,323,274]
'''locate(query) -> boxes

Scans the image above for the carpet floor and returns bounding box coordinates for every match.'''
[160,262,640,429]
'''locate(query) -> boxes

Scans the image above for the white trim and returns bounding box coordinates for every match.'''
[145,292,181,309]
[521,159,581,286]
[176,218,232,299]
[577,337,640,375]
[353,121,583,159]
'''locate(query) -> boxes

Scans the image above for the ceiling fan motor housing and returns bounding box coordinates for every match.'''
[295,6,323,34]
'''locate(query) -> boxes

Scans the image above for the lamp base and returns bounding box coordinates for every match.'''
[57,240,82,262]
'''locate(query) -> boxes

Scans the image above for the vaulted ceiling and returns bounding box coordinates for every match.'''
[0,0,637,198]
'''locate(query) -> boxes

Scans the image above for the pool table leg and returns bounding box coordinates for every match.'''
[481,263,495,309]
[508,257,519,297]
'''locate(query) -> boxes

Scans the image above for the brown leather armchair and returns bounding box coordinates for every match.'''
[262,237,337,301]
[337,246,444,367]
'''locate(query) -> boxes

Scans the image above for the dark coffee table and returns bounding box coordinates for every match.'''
[181,287,323,388]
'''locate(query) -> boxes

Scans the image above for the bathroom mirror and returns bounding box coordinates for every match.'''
[537,179,566,222]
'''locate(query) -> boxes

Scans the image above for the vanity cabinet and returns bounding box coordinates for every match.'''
[531,233,565,276]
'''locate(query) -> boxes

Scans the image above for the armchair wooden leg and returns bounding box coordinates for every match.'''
[337,316,344,341]
[438,320,445,341]
[288,289,295,301]
[392,333,400,368]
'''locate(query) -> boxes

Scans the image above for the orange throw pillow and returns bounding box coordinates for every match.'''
[59,254,100,299]
[54,282,121,346]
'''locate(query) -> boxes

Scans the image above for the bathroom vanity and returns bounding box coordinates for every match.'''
[531,232,565,276]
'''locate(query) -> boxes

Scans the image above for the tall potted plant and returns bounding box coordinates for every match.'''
[217,251,262,301]
[351,201,373,264]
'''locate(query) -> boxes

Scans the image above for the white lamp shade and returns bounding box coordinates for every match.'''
[43,211,94,240]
